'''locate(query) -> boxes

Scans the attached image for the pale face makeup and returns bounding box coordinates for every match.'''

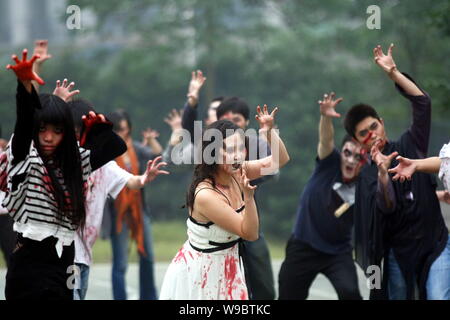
[218,132,246,175]
[340,141,364,182]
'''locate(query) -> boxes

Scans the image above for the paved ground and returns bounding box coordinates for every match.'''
[0,260,370,300]
[1,204,448,300]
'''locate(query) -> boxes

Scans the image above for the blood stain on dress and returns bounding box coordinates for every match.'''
[173,247,187,264]
[224,255,238,299]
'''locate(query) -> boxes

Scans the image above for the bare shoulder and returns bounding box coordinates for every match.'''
[194,182,228,208]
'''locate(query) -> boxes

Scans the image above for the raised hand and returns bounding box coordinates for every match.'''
[255,104,278,131]
[318,92,343,118]
[388,156,417,182]
[33,40,52,66]
[373,43,397,74]
[53,79,80,102]
[140,156,170,185]
[236,166,257,198]
[6,49,45,85]
[164,109,183,131]
[371,140,398,176]
[80,111,109,147]
[187,70,206,106]
[141,128,160,145]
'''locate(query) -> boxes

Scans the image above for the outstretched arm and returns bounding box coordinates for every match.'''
[141,128,163,155]
[164,109,183,146]
[182,70,206,142]
[126,156,169,189]
[374,44,431,155]
[374,44,423,96]
[31,40,52,92]
[186,70,206,108]
[388,156,441,182]
[245,105,290,180]
[6,49,43,164]
[317,92,343,160]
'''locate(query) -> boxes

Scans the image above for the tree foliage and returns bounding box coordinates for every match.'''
[0,0,448,239]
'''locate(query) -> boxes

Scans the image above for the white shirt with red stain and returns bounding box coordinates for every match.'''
[74,161,132,266]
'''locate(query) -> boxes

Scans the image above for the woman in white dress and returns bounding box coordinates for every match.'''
[160,105,290,300]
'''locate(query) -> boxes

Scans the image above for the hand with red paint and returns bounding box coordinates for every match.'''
[6,49,45,87]
[318,92,343,118]
[80,111,109,147]
[53,79,80,102]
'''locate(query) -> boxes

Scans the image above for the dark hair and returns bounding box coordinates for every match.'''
[185,120,243,211]
[210,96,224,105]
[34,93,86,229]
[216,97,250,120]
[108,109,132,133]
[68,99,96,129]
[340,134,358,148]
[344,103,381,139]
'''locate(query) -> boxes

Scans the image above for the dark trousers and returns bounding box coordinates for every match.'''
[241,233,276,300]
[5,234,74,300]
[0,215,17,268]
[278,237,362,300]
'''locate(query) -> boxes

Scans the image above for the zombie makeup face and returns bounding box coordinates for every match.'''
[340,141,364,182]
[219,132,247,175]
[354,116,387,150]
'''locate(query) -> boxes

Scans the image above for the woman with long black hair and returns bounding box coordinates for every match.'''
[2,49,126,300]
[160,105,290,300]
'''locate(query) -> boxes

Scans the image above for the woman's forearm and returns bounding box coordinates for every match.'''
[261,128,290,169]
[126,175,144,189]
[240,196,259,241]
[148,138,163,155]
[414,157,441,174]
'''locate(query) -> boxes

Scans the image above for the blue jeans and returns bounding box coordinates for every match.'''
[73,263,90,300]
[111,211,157,300]
[388,237,450,300]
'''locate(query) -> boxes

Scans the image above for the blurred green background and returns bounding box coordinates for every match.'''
[0,0,449,265]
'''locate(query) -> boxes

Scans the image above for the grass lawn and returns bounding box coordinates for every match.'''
[0,220,287,268]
